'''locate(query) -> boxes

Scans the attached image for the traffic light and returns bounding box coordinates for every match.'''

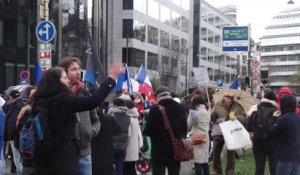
[245,77,250,86]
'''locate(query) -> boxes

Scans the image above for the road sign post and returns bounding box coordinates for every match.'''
[36,21,55,70]
[222,26,249,52]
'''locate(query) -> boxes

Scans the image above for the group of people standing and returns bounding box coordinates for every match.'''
[1,56,300,175]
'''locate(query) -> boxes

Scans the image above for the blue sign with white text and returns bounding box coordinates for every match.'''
[222,26,249,52]
[36,21,56,43]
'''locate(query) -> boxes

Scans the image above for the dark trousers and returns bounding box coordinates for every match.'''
[253,145,277,175]
[212,136,235,175]
[123,161,137,175]
[195,163,209,175]
[113,149,127,175]
[152,161,180,175]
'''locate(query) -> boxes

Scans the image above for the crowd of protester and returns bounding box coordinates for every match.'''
[0,58,300,175]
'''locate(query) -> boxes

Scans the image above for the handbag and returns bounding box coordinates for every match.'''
[158,105,194,161]
[191,134,206,145]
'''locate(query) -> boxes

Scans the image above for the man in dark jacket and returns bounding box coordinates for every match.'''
[268,95,300,175]
[59,57,100,175]
[144,86,187,175]
[247,88,278,175]
[3,90,26,175]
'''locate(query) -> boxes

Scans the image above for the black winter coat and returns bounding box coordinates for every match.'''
[144,98,187,163]
[34,78,115,175]
[3,97,26,140]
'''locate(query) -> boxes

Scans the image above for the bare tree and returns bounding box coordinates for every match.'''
[288,65,300,86]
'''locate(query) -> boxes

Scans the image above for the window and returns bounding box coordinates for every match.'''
[148,25,158,45]
[123,19,133,38]
[122,48,145,67]
[147,52,158,70]
[171,35,180,51]
[171,11,180,29]
[0,20,3,46]
[182,0,189,11]
[160,5,170,25]
[123,0,133,9]
[5,20,17,47]
[181,16,189,33]
[134,0,146,14]
[148,0,159,20]
[133,20,145,41]
[160,30,170,49]
[17,22,26,48]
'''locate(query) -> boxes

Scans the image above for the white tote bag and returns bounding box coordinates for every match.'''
[219,120,252,150]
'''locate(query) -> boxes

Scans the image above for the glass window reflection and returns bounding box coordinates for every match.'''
[182,0,189,11]
[0,20,3,46]
[148,52,158,70]
[123,48,145,67]
[171,11,180,29]
[148,25,158,45]
[181,16,189,33]
[133,20,145,41]
[171,35,180,51]
[148,0,159,20]
[172,0,181,7]
[17,22,26,48]
[160,5,170,25]
[160,30,170,49]
[134,0,146,14]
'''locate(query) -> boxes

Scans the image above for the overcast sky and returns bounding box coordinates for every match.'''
[205,0,298,42]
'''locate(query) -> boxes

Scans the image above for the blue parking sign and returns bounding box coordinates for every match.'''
[36,21,56,43]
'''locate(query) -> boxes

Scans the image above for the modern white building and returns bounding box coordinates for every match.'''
[260,4,300,90]
[107,0,190,92]
[190,0,240,88]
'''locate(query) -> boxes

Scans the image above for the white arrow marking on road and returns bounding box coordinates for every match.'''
[38,23,51,40]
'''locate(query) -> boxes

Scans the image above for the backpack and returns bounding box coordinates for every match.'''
[252,104,276,139]
[19,108,57,160]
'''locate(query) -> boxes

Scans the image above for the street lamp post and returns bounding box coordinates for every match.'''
[186,48,189,94]
[126,34,129,64]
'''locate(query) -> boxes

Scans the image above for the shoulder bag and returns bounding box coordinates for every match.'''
[158,105,194,161]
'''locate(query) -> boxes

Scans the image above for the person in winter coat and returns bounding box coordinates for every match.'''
[144,86,187,175]
[276,87,300,115]
[59,57,100,175]
[31,65,122,175]
[110,98,130,175]
[122,97,143,175]
[268,95,300,175]
[210,89,247,175]
[3,90,26,175]
[247,88,278,175]
[92,104,122,175]
[188,95,211,175]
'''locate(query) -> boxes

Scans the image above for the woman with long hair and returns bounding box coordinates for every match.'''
[188,95,211,175]
[32,65,122,175]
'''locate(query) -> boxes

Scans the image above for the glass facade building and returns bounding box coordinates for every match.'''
[0,1,37,91]
[260,5,300,90]
[191,0,240,87]
[107,0,190,92]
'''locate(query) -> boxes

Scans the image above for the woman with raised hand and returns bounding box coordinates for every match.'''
[32,64,122,175]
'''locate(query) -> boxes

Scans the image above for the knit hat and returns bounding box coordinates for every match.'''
[119,94,132,101]
[280,95,296,114]
[262,88,276,101]
[9,90,20,99]
[154,86,170,98]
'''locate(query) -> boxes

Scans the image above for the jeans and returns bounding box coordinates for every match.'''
[212,136,235,175]
[152,161,180,175]
[22,167,35,175]
[10,141,22,175]
[113,149,127,175]
[276,162,300,175]
[195,163,209,175]
[79,154,92,175]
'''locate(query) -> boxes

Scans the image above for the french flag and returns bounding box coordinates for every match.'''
[135,65,154,97]
[115,65,133,93]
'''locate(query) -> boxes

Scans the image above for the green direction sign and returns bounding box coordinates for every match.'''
[223,27,248,40]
